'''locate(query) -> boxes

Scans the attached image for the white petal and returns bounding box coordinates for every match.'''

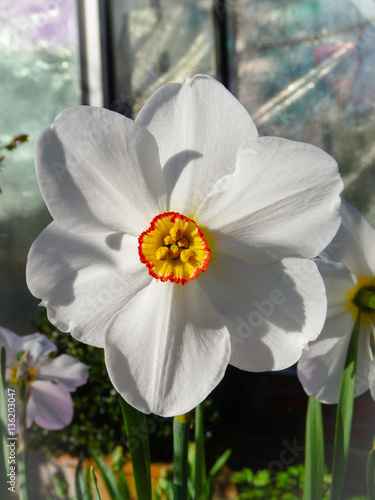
[368,337,375,400]
[0,327,22,364]
[298,319,372,403]
[28,380,74,430]
[321,199,375,276]
[297,260,372,403]
[198,137,343,263]
[27,222,152,347]
[21,333,57,365]
[136,74,258,216]
[198,254,326,371]
[38,354,89,391]
[36,106,166,235]
[104,280,230,417]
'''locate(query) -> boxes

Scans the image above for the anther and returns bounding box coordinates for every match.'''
[156,247,169,261]
[169,244,180,259]
[170,226,183,241]
[180,249,194,263]
[177,237,189,248]
[164,235,174,246]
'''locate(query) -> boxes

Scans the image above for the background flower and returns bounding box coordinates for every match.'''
[298,199,375,403]
[0,326,89,429]
[27,74,342,416]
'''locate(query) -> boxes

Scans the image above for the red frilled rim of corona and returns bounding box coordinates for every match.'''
[138,212,210,285]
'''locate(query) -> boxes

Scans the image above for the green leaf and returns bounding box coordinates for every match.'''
[173,413,190,500]
[329,312,361,500]
[84,465,93,499]
[0,347,10,500]
[117,469,131,499]
[194,403,208,500]
[90,467,102,500]
[232,467,254,484]
[253,469,271,487]
[119,396,152,500]
[208,448,232,482]
[367,438,375,500]
[90,449,123,499]
[75,453,86,500]
[303,396,324,500]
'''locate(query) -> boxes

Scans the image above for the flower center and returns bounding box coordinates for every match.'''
[138,212,210,284]
[347,276,375,318]
[10,363,38,385]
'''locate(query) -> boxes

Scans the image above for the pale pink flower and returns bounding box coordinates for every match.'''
[0,326,88,429]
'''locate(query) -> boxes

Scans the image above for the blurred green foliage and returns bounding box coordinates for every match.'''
[233,465,312,499]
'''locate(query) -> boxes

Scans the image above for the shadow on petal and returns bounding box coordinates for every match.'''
[105,232,125,251]
[37,128,109,233]
[198,254,319,372]
[163,150,203,207]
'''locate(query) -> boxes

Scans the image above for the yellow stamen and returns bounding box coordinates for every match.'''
[27,366,38,383]
[170,226,183,241]
[156,247,169,261]
[180,249,194,263]
[138,212,211,284]
[169,244,180,259]
[10,365,18,386]
[163,235,174,246]
[177,237,189,248]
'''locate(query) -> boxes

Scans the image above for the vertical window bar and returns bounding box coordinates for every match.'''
[78,0,104,107]
[76,0,89,105]
[99,0,116,110]
[213,0,230,89]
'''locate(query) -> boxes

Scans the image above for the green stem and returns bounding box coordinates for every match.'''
[329,312,361,500]
[195,404,208,500]
[367,438,375,500]
[353,287,375,312]
[303,396,324,500]
[119,397,152,500]
[0,347,10,500]
[173,413,190,500]
[18,379,29,500]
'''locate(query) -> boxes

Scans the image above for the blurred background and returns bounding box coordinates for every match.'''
[0,1,374,497]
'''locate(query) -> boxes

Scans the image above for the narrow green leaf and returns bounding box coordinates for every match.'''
[0,347,10,500]
[367,438,375,500]
[329,312,361,500]
[18,373,28,500]
[117,469,131,500]
[303,396,324,500]
[119,396,152,500]
[90,466,102,500]
[111,445,131,499]
[208,448,232,481]
[195,403,208,500]
[75,453,86,500]
[173,413,190,500]
[90,449,123,499]
[84,465,93,499]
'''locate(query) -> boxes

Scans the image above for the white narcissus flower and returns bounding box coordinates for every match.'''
[298,199,375,403]
[27,74,343,417]
[0,326,89,429]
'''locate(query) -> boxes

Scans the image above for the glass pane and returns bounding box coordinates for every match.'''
[109,0,216,117]
[235,0,375,223]
[0,0,81,331]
